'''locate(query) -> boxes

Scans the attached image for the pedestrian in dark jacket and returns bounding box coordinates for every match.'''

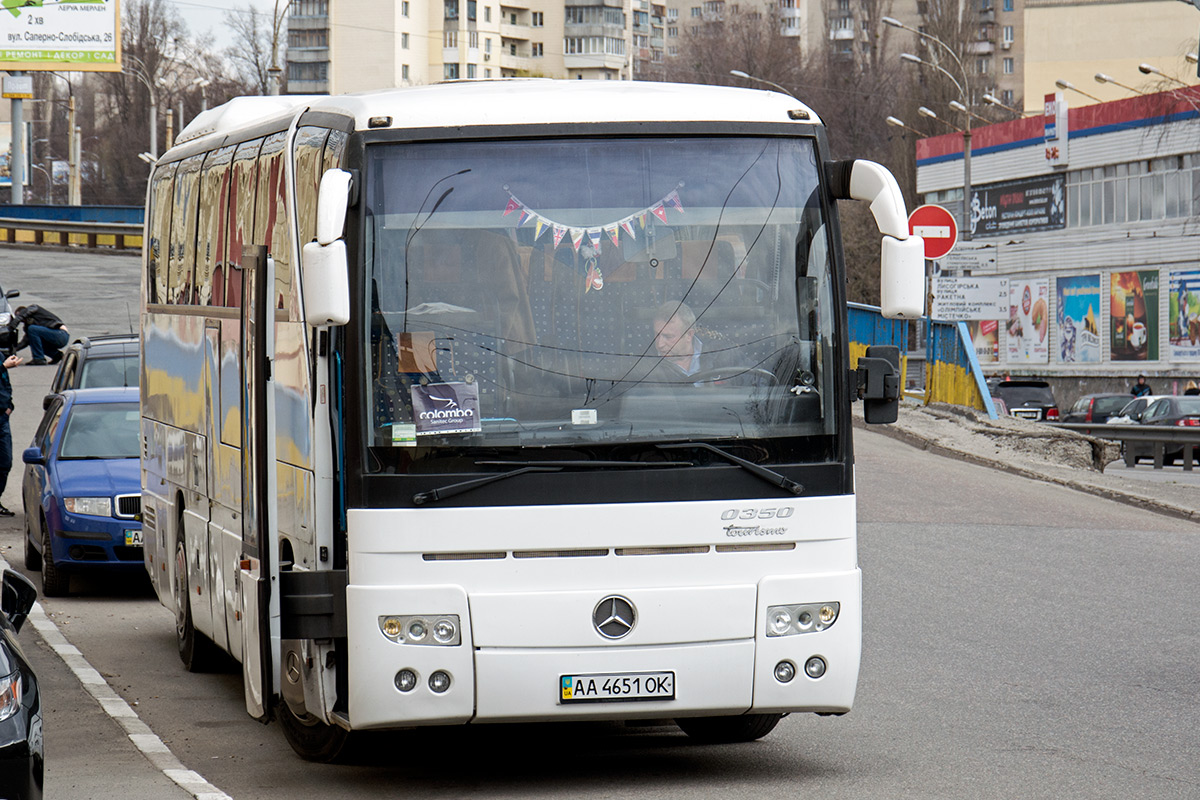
[11,304,68,365]
[1130,374,1152,397]
[0,352,23,516]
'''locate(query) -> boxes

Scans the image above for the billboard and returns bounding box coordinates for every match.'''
[1056,275,1101,363]
[0,0,120,72]
[1110,270,1159,362]
[0,121,31,189]
[1168,269,1200,362]
[972,174,1066,238]
[1006,279,1050,364]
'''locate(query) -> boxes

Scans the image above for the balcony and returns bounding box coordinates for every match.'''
[968,40,995,55]
[829,27,855,40]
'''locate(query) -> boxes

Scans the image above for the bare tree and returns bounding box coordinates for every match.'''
[225,1,289,96]
[659,6,806,91]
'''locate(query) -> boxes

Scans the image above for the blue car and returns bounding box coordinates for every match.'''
[21,387,143,597]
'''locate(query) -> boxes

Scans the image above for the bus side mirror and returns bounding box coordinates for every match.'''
[880,235,925,319]
[829,159,926,320]
[302,240,350,327]
[857,345,901,424]
[303,168,354,327]
[316,169,353,245]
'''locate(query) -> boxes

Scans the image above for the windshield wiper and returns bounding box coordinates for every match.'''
[655,442,803,495]
[476,460,694,469]
[412,465,562,506]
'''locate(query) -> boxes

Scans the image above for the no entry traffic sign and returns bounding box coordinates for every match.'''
[908,204,958,260]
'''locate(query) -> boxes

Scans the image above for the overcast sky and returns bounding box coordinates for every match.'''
[167,0,279,41]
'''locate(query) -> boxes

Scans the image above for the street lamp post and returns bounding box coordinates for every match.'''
[44,72,81,205]
[124,54,158,159]
[1094,72,1149,97]
[1137,63,1191,88]
[729,69,795,98]
[884,16,973,241]
[1055,78,1102,104]
[983,92,1027,118]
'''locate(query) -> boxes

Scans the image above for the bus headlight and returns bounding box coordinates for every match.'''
[764,602,839,637]
[379,615,462,646]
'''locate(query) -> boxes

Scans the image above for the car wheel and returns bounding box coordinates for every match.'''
[40,525,69,597]
[278,700,352,762]
[23,510,41,571]
[174,531,219,672]
[676,713,783,744]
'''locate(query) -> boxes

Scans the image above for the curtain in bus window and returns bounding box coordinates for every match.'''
[255,132,294,318]
[196,145,235,307]
[228,139,263,309]
[147,163,177,305]
[169,154,205,305]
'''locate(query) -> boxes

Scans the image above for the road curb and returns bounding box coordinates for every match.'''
[858,416,1200,524]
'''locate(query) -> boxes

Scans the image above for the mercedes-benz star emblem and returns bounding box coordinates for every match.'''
[593,595,637,639]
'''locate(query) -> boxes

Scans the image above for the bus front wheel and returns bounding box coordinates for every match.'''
[676,713,783,744]
[278,702,351,762]
[174,533,219,672]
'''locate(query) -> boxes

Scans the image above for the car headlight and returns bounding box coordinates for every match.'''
[0,671,22,722]
[64,497,113,517]
[0,312,10,327]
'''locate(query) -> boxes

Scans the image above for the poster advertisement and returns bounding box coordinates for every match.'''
[0,121,31,189]
[411,382,481,436]
[967,320,999,363]
[1110,270,1159,362]
[1006,279,1050,363]
[0,0,120,72]
[1168,269,1200,361]
[1056,275,1101,363]
[972,174,1066,238]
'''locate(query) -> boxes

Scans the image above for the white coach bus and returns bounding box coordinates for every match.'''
[139,80,923,761]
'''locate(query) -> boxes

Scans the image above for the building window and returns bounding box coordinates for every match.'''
[668,25,678,36]
[977,57,990,75]
[291,0,328,15]
[1001,89,1014,105]
[287,61,328,82]
[485,5,491,21]
[469,31,479,48]
[445,63,460,79]
[485,67,492,77]
[445,0,457,20]
[402,32,410,49]
[402,64,410,81]
[1003,0,1013,9]
[667,7,678,18]
[468,0,477,21]
[510,42,517,55]
[532,11,544,26]
[532,42,544,56]
[467,63,477,78]
[691,6,701,16]
[444,30,458,47]
[979,0,992,9]
[402,0,410,16]
[1003,57,1013,74]
[1002,25,1014,44]
[288,28,329,48]
[486,37,492,53]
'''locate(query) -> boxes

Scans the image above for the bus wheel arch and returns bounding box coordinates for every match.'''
[174,499,219,672]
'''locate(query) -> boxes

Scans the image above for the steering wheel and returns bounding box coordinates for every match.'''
[688,366,778,385]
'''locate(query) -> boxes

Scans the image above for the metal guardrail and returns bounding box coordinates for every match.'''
[0,216,142,250]
[1052,422,1199,471]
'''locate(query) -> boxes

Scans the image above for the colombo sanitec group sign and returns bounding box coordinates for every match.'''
[971,174,1066,238]
[0,0,120,72]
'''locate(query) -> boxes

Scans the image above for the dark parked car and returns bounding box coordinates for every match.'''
[1061,392,1131,423]
[45,334,138,410]
[21,387,143,597]
[1126,396,1200,465]
[0,569,43,800]
[990,379,1060,422]
[0,283,20,354]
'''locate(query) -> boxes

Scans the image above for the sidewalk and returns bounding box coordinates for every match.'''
[858,401,1200,524]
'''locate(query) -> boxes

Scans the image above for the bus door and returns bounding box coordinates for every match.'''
[239,245,275,721]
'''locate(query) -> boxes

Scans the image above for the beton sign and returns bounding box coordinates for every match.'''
[932,277,1008,320]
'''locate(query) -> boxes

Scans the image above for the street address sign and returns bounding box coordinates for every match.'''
[908,204,958,260]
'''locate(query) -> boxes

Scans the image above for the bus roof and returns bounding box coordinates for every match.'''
[172,80,822,150]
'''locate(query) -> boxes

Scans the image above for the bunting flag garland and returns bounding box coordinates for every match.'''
[501,183,685,256]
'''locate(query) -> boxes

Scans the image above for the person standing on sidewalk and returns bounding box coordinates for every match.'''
[10,304,68,365]
[0,352,23,516]
[1130,374,1152,397]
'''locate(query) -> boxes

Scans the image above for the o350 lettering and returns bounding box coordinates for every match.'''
[720,507,794,521]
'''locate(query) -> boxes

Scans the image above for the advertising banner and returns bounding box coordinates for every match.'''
[972,174,1066,238]
[932,277,1008,320]
[1110,270,1159,362]
[1006,279,1050,363]
[1168,269,1200,362]
[0,0,120,72]
[1056,275,1101,363]
[967,320,999,364]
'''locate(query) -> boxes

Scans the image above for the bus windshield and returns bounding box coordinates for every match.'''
[362,135,838,469]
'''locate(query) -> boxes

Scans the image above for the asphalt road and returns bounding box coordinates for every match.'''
[2,248,1198,798]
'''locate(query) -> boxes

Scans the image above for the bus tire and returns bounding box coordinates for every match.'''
[676,713,783,744]
[174,532,219,672]
[40,525,69,597]
[278,702,351,762]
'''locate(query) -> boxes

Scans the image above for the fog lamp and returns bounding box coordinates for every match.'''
[774,660,796,683]
[429,670,452,694]
[382,617,402,638]
[764,602,840,637]
[433,618,457,643]
[406,619,427,641]
[395,669,418,693]
[379,615,462,645]
[804,656,827,679]
[768,608,793,635]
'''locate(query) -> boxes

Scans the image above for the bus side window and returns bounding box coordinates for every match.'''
[196,146,235,307]
[256,132,292,316]
[228,138,264,309]
[169,154,204,305]
[147,163,177,305]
